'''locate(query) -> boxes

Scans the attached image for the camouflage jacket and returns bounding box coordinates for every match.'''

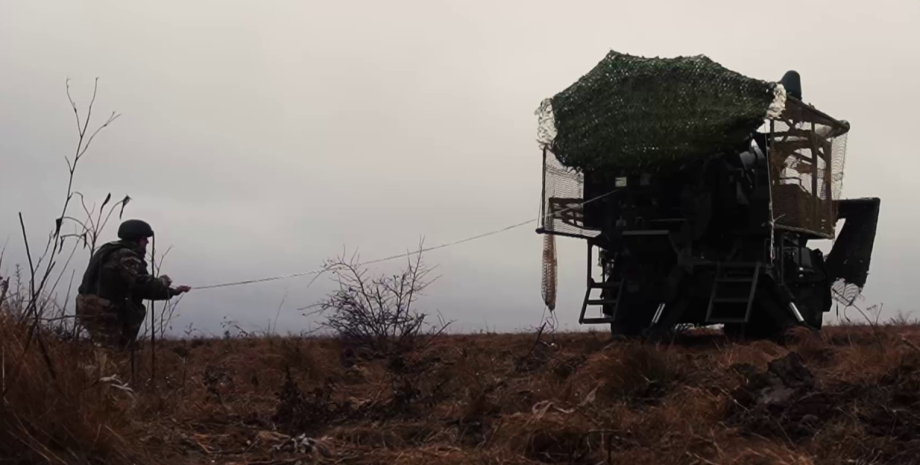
[78,240,178,316]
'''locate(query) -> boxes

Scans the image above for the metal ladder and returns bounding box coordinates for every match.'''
[706,262,761,324]
[578,241,622,325]
[578,277,623,324]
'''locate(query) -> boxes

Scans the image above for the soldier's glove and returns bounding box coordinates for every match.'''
[168,285,191,297]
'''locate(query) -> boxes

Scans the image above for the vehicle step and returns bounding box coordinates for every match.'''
[590,282,622,289]
[716,277,757,283]
[707,317,749,324]
[713,298,751,304]
[581,317,616,324]
[621,230,670,236]
[718,263,760,269]
[586,299,621,305]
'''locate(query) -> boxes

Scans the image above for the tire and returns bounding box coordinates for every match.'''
[805,304,823,330]
[723,323,745,339]
[722,293,795,340]
[789,282,827,330]
[609,302,656,337]
[610,321,645,337]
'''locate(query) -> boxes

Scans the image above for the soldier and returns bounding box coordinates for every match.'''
[76,219,191,348]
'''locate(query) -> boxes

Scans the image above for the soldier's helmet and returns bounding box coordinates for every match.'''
[118,219,154,240]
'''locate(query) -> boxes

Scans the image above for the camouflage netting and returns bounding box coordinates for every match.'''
[541,233,557,311]
[537,50,785,171]
[768,98,851,238]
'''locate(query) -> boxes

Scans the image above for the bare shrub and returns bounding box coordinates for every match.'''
[0,79,141,463]
[315,243,450,356]
[888,310,919,327]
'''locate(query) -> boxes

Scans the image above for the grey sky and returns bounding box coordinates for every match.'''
[2,0,918,334]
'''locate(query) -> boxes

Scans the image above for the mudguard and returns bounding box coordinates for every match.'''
[826,198,881,304]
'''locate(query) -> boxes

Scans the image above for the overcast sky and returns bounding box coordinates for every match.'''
[1,0,918,335]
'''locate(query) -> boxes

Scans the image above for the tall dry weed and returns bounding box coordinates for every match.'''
[0,316,142,463]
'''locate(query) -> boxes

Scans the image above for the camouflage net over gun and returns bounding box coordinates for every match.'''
[537,50,785,172]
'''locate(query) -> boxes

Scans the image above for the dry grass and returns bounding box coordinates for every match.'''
[3,321,920,464]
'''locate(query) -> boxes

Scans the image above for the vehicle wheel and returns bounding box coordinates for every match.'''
[609,302,656,337]
[610,322,645,337]
[805,305,823,330]
[788,290,826,330]
[723,323,745,339]
[726,293,795,340]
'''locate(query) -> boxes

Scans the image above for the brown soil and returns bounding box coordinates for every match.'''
[4,323,920,464]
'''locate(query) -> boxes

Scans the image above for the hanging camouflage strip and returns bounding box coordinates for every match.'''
[541,233,557,311]
[538,50,785,172]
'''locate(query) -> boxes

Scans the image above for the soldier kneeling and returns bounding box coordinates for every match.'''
[76,219,191,349]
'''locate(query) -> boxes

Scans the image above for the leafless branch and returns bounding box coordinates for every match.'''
[272,291,288,335]
[73,192,97,232]
[43,237,80,304]
[78,112,120,162]
[3,79,120,396]
[315,241,451,355]
[18,214,38,319]
[844,298,885,354]
[79,78,99,140]
[65,78,82,135]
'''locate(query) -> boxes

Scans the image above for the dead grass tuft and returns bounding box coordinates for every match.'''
[0,316,141,464]
[3,321,920,464]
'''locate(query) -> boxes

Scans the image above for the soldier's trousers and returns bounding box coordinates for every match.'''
[76,294,147,348]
